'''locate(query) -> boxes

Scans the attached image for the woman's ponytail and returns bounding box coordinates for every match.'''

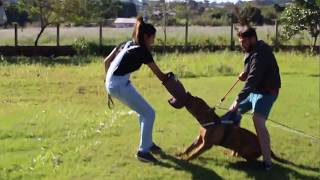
[132,16,156,47]
[132,16,144,45]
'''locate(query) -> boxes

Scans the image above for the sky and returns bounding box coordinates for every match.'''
[156,0,253,4]
[212,0,251,2]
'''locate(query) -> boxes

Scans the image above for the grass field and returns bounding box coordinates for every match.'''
[0,26,315,46]
[0,51,319,179]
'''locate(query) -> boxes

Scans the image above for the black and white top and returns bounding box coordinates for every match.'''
[113,41,154,76]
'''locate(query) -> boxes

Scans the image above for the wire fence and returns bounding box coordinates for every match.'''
[0,23,315,47]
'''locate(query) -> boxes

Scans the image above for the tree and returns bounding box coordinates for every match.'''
[18,0,67,46]
[61,0,121,24]
[280,0,320,52]
[237,5,264,26]
[117,1,136,18]
[4,3,29,26]
[18,0,121,46]
[0,0,7,25]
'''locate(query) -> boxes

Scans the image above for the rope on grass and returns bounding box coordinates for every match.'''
[215,106,320,142]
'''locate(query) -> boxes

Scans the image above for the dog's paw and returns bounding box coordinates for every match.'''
[175,152,184,157]
[224,150,239,158]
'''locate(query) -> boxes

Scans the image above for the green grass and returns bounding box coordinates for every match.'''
[0,52,319,179]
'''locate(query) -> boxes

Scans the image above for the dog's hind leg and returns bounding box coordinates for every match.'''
[176,135,202,157]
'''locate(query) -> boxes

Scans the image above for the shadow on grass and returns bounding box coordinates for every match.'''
[196,155,319,180]
[197,155,320,173]
[226,161,319,180]
[156,152,223,180]
[309,74,320,77]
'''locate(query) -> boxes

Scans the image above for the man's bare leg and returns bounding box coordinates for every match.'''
[253,113,271,164]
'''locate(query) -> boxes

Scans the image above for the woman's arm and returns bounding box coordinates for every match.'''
[103,47,118,74]
[147,62,166,82]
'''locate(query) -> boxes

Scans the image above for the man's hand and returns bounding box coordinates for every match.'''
[229,100,239,112]
[238,72,247,81]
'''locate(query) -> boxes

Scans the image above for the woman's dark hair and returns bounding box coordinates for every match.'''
[0,1,3,6]
[132,16,156,46]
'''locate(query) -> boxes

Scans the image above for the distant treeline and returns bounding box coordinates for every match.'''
[2,1,282,27]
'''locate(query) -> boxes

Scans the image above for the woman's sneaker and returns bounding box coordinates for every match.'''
[150,143,162,154]
[136,151,158,163]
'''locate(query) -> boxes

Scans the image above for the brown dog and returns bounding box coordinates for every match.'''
[162,73,284,162]
[177,93,283,162]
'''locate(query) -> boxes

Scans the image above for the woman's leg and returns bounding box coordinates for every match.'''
[111,83,155,153]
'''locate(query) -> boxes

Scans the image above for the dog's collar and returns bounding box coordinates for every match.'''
[201,122,216,128]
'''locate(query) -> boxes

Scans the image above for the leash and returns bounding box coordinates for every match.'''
[212,78,320,142]
[214,79,240,108]
[215,106,320,142]
[107,94,114,109]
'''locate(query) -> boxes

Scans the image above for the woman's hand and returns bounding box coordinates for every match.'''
[147,62,166,82]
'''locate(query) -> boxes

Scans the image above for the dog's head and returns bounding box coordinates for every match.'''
[185,94,220,126]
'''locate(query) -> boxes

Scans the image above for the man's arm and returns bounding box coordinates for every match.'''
[236,54,266,103]
[230,54,266,111]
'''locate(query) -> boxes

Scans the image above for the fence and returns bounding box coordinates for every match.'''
[2,22,283,47]
[0,21,318,57]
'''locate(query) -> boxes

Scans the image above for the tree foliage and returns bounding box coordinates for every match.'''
[234,5,264,26]
[280,0,320,51]
[18,0,68,45]
[3,3,29,26]
[17,0,121,46]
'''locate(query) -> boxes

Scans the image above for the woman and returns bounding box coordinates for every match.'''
[104,17,166,163]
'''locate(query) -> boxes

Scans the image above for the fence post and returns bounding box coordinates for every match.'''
[185,0,189,47]
[275,19,279,51]
[99,23,103,53]
[14,23,18,46]
[57,24,60,46]
[163,0,167,52]
[230,22,234,50]
[185,14,189,47]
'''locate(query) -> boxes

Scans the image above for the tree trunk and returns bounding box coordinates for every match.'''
[162,0,167,51]
[35,24,48,46]
[36,2,46,47]
[311,35,318,53]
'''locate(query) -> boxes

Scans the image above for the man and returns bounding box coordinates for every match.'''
[229,26,281,170]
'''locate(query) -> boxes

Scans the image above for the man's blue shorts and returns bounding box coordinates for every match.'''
[238,93,278,119]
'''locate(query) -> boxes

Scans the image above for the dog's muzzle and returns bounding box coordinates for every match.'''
[162,72,188,109]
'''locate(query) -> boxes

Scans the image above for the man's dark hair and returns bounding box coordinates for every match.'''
[237,26,258,40]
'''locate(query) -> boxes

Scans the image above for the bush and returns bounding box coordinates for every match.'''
[72,37,89,56]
